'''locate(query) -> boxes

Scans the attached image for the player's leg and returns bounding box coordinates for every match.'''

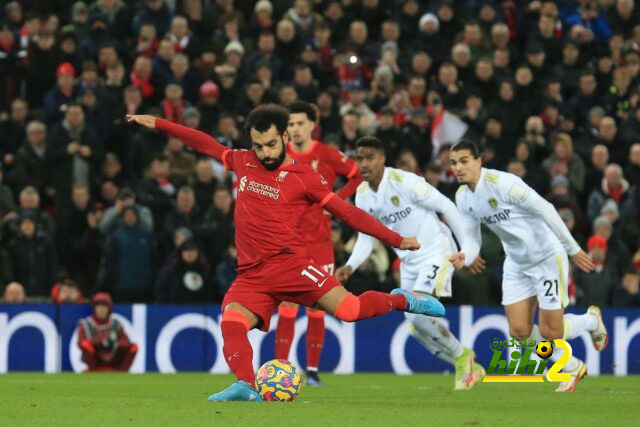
[305,262,333,386]
[535,254,586,392]
[209,284,277,402]
[563,307,608,351]
[402,258,483,389]
[275,302,298,360]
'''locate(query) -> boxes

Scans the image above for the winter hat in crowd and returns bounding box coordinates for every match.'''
[56,62,76,78]
[587,235,608,253]
[254,0,273,14]
[419,13,439,32]
[183,106,201,120]
[224,40,245,56]
[199,81,219,99]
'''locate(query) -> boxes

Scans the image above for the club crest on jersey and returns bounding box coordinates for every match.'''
[488,197,498,209]
[276,171,289,182]
[390,195,401,207]
[311,159,319,171]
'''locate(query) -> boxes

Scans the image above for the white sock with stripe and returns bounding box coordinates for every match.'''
[562,313,598,340]
[406,313,464,364]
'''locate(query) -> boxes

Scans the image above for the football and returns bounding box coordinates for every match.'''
[256,359,303,402]
[536,341,554,359]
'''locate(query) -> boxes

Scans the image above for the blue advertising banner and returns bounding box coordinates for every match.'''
[1,304,639,375]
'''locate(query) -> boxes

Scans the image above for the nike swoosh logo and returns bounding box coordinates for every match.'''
[318,278,327,288]
[245,163,257,167]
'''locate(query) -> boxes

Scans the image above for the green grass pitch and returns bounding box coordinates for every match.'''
[1,373,638,426]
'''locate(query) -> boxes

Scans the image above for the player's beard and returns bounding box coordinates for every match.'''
[260,146,287,171]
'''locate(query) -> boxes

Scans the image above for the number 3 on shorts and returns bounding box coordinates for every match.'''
[301,265,327,287]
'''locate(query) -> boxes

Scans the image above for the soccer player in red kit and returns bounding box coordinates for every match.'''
[275,101,362,386]
[126,105,445,402]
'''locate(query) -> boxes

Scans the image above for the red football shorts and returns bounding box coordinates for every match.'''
[307,242,335,276]
[222,253,342,331]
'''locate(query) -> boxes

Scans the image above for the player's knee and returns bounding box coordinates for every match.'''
[539,323,563,341]
[333,293,360,322]
[509,325,532,341]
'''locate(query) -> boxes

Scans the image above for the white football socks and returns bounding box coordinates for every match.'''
[563,312,598,340]
[405,313,464,364]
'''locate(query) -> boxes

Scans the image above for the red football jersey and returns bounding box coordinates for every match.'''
[155,118,402,272]
[287,141,361,246]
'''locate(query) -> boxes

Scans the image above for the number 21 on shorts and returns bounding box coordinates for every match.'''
[301,265,327,287]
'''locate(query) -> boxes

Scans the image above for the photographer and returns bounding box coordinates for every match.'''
[98,187,153,235]
[77,293,138,372]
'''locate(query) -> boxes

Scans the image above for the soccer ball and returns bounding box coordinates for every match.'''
[536,341,554,359]
[256,359,302,402]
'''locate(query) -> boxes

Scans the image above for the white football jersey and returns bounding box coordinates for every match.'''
[455,168,580,272]
[349,167,463,267]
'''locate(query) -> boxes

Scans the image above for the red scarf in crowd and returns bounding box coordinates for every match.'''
[130,71,154,98]
[163,98,185,123]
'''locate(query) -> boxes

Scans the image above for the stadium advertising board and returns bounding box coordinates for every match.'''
[1,304,639,374]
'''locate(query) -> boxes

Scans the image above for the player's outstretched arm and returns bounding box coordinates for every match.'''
[323,194,418,250]
[126,114,230,162]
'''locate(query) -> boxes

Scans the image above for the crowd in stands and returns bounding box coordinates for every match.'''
[0,0,639,307]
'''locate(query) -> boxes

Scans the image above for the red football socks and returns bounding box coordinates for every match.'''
[275,305,298,360]
[221,313,255,386]
[335,291,408,321]
[306,309,325,370]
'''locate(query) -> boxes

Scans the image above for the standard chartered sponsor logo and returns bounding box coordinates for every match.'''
[237,176,280,199]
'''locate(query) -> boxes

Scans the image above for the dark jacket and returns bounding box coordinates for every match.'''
[98,223,156,299]
[155,254,215,304]
[7,231,58,297]
[45,123,104,200]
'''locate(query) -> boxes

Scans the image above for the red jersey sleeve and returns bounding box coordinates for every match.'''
[324,147,362,199]
[155,118,235,169]
[304,172,403,248]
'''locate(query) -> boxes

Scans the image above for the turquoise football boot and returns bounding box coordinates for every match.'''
[208,381,264,402]
[391,289,446,317]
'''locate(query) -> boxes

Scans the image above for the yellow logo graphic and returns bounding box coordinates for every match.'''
[391,195,400,207]
[488,198,498,209]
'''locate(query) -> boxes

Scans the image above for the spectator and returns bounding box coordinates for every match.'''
[0,163,15,220]
[164,136,196,183]
[133,0,172,38]
[6,186,56,240]
[46,103,103,209]
[596,116,627,166]
[137,153,176,230]
[215,242,237,298]
[575,235,617,306]
[43,63,80,125]
[202,186,234,266]
[163,186,203,238]
[587,163,630,221]
[625,143,640,187]
[58,183,92,273]
[7,213,58,298]
[155,240,215,304]
[584,144,610,200]
[542,133,586,194]
[546,175,587,234]
[77,292,138,371]
[192,159,217,212]
[612,270,640,307]
[51,279,83,304]
[97,206,156,302]
[2,281,25,304]
[13,120,52,196]
[0,98,29,168]
[99,187,153,235]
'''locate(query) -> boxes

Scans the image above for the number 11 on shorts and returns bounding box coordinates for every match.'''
[301,265,327,287]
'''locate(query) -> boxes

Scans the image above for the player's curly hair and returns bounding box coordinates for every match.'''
[288,100,317,122]
[244,104,290,136]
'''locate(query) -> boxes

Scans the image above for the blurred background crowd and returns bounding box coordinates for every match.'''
[0,0,638,307]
